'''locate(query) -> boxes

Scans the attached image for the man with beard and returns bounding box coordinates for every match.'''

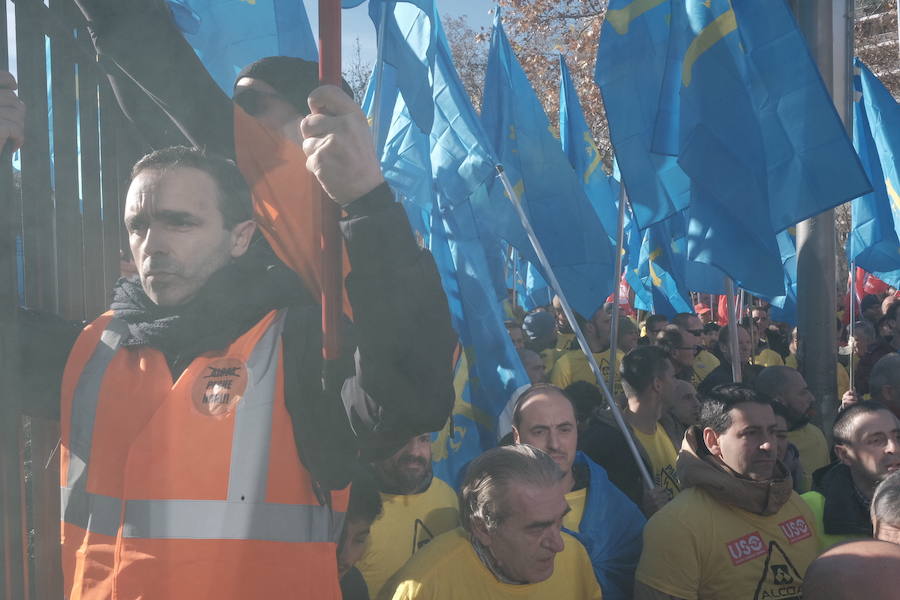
[754,366,830,493]
[802,402,900,548]
[357,434,460,599]
[635,385,820,600]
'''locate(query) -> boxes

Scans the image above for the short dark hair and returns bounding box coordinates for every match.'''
[620,346,671,395]
[704,322,721,334]
[512,383,576,428]
[700,384,772,435]
[346,468,383,525]
[131,146,253,229]
[751,305,769,314]
[564,380,605,425]
[832,401,894,445]
[645,314,668,331]
[657,325,687,356]
[671,313,696,330]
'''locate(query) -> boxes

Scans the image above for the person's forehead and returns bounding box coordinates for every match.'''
[726,402,776,430]
[503,480,567,525]
[850,410,900,440]
[519,392,575,424]
[125,167,220,216]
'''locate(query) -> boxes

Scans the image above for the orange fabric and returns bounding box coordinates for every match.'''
[234,107,352,317]
[60,311,349,600]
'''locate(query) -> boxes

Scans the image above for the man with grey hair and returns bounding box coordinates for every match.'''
[869,353,900,419]
[872,469,900,545]
[381,445,601,599]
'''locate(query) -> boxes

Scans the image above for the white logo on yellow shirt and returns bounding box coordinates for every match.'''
[752,541,803,600]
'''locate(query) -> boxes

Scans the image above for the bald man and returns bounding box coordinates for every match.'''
[803,540,900,599]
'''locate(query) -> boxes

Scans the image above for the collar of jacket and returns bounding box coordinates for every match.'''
[677,426,794,516]
[111,237,310,368]
[815,462,873,536]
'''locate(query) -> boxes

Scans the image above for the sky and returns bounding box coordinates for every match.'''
[303,0,495,70]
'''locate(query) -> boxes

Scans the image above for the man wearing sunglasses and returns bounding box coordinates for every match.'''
[671,313,720,387]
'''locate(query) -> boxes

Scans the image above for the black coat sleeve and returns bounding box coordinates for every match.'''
[15,308,84,420]
[338,184,456,459]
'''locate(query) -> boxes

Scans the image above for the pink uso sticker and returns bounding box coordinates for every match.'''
[726,531,767,566]
[778,517,812,544]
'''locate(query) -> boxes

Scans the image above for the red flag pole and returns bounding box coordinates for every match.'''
[319,0,342,360]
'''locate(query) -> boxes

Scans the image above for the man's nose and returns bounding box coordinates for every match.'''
[141,225,169,256]
[543,526,565,554]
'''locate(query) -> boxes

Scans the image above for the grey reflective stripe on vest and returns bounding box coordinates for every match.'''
[62,310,341,544]
[227,310,284,503]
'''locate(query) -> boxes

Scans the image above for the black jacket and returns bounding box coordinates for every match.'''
[811,462,873,538]
[20,185,456,494]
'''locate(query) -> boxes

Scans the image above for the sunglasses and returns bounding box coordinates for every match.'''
[233,88,289,117]
[687,329,703,336]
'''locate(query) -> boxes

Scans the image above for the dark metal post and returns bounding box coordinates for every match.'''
[790,0,853,433]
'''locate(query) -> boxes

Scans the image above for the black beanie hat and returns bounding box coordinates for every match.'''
[234,56,354,115]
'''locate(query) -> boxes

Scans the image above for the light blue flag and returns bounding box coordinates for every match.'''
[171,0,318,93]
[636,217,693,317]
[368,0,437,133]
[770,228,799,325]
[429,198,529,489]
[595,0,691,230]
[559,55,618,246]
[482,14,616,319]
[656,0,871,297]
[365,11,529,486]
[848,59,900,288]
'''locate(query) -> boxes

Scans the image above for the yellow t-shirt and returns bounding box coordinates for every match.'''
[691,350,720,386]
[787,423,831,494]
[549,349,623,398]
[563,487,587,533]
[359,478,460,599]
[632,425,681,499]
[382,527,602,600]
[556,332,575,350]
[637,487,821,600]
[754,348,785,367]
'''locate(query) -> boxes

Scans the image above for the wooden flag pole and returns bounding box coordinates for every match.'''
[319,0,343,359]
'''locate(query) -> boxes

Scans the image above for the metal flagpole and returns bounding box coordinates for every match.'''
[848,263,856,392]
[370,1,392,149]
[319,0,343,360]
[496,165,654,489]
[725,277,742,383]
[607,186,628,397]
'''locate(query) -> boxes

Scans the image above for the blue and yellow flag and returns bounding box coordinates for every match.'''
[482,14,616,319]
[657,0,870,297]
[848,59,900,288]
[365,10,528,486]
[770,228,799,325]
[636,216,693,317]
[595,0,691,230]
[171,0,318,93]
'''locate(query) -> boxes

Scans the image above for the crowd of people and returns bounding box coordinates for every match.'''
[1,1,900,598]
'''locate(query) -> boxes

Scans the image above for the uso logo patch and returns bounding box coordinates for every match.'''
[726,531,767,566]
[778,516,812,544]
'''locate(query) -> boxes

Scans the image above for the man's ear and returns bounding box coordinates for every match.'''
[229,219,257,258]
[471,518,493,547]
[512,426,522,445]
[834,443,852,467]
[703,427,721,457]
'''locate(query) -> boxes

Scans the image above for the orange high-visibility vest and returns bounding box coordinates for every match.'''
[60,309,349,600]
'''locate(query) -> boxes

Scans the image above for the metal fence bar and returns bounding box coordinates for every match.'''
[49,0,84,320]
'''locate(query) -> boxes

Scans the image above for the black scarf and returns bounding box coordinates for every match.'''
[111,239,312,373]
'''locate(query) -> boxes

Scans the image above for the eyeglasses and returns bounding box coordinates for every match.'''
[233,88,289,117]
[687,329,703,336]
